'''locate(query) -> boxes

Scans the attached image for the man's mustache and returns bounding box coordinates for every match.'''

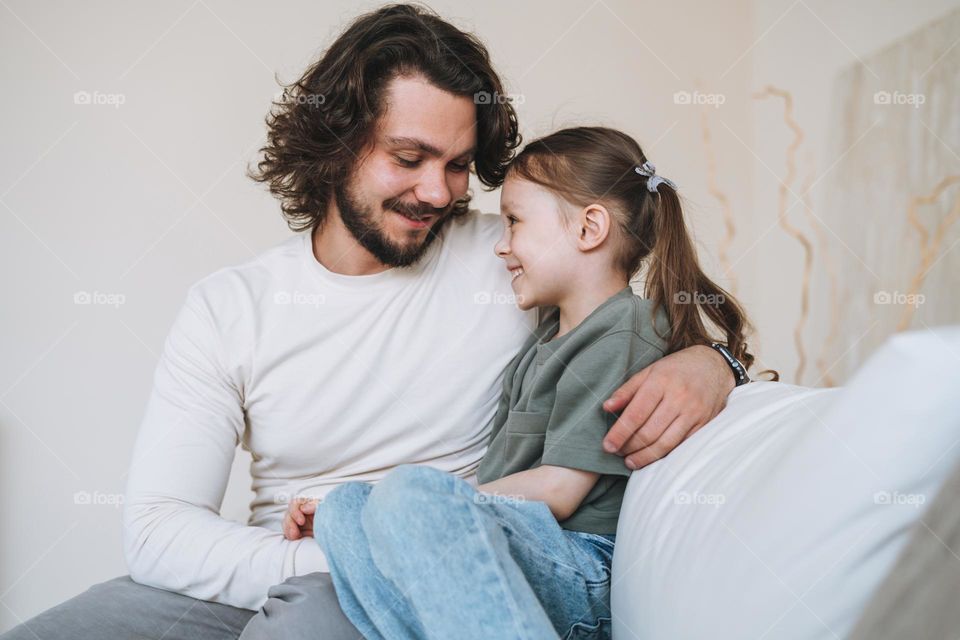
[384,198,447,218]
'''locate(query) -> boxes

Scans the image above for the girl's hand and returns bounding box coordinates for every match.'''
[282,497,318,540]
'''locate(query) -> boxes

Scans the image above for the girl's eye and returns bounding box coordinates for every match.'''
[507,216,518,227]
[395,156,419,168]
[449,162,470,173]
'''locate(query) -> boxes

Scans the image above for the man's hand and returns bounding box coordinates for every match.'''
[602,345,734,470]
[282,497,318,540]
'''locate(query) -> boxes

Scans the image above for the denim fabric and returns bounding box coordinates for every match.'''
[314,465,615,640]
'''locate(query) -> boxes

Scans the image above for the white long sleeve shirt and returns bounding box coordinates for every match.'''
[122,210,535,611]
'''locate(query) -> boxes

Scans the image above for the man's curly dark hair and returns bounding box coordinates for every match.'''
[247,3,522,232]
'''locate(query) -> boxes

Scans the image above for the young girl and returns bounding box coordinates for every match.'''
[283,126,754,639]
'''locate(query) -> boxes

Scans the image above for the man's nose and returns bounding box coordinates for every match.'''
[413,166,452,210]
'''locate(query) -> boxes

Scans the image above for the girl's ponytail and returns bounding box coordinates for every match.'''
[643,182,755,369]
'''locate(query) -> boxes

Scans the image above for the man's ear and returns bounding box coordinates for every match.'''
[576,204,612,251]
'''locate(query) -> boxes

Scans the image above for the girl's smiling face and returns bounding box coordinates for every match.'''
[495,175,578,310]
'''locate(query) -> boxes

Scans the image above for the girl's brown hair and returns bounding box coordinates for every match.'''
[248,3,521,232]
[508,126,756,370]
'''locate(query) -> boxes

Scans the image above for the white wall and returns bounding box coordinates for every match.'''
[1,0,957,630]
[745,0,960,383]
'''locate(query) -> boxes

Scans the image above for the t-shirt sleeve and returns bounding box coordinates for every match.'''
[540,330,665,477]
[123,284,327,611]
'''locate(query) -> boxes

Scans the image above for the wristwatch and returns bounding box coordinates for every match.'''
[709,342,750,387]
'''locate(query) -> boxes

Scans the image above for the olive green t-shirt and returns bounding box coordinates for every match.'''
[476,287,671,534]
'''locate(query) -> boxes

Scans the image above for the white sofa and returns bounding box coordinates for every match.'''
[612,325,960,639]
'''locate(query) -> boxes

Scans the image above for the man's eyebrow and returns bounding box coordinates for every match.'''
[385,136,475,160]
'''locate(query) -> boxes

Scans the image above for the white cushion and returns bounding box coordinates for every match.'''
[612,325,960,639]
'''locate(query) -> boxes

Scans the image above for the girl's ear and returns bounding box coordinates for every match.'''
[576,204,612,251]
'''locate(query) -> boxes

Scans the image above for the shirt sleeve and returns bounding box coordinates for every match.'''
[540,330,665,477]
[122,285,328,612]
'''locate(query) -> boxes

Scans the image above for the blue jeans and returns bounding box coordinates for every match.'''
[313,465,616,640]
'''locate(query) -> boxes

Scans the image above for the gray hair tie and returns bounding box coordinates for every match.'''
[634,161,677,192]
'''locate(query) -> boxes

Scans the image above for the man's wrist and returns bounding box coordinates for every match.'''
[708,342,749,388]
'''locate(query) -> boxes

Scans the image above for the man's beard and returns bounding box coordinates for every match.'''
[333,181,453,268]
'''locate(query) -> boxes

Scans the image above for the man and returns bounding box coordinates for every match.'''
[1,5,738,639]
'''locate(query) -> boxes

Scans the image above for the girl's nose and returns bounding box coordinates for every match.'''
[494,233,510,258]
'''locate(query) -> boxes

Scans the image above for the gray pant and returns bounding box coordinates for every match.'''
[0,572,360,640]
